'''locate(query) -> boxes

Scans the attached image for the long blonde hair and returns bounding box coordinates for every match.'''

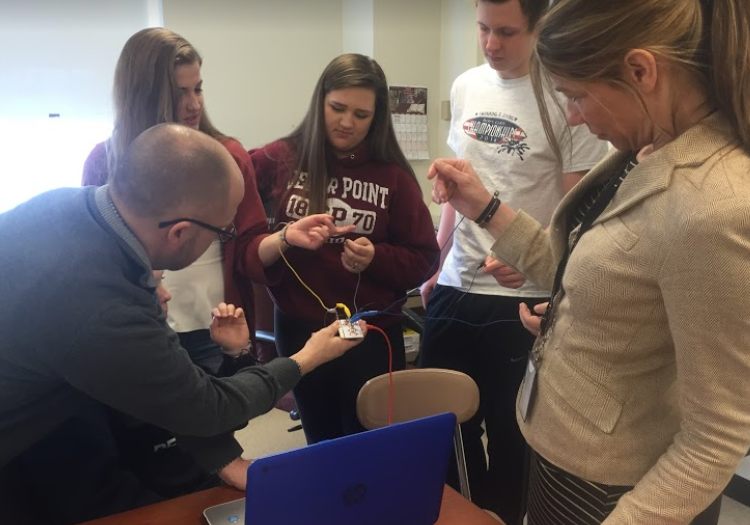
[532,0,750,156]
[109,28,226,176]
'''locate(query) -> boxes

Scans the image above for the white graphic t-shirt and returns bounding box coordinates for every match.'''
[439,64,608,297]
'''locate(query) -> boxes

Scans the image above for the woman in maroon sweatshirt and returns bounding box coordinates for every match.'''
[245,53,440,444]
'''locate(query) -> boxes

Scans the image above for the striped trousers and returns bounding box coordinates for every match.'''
[526,451,722,525]
[527,452,631,525]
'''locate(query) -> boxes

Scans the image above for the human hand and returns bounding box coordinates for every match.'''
[519,302,548,337]
[217,457,253,491]
[285,214,355,250]
[291,320,369,375]
[209,303,250,355]
[483,255,526,288]
[427,159,493,220]
[420,273,439,308]
[341,237,375,273]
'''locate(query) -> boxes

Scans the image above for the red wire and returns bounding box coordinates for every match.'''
[365,324,393,425]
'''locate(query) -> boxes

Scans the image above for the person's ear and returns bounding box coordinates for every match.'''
[163,221,191,246]
[622,49,658,94]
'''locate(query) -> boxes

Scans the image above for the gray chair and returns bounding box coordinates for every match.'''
[356,368,480,501]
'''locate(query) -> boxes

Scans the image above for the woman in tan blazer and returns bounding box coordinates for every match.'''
[427,0,750,524]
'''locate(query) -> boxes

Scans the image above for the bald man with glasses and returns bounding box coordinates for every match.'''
[0,124,366,524]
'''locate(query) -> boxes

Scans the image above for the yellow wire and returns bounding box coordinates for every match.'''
[335,303,352,318]
[277,243,331,313]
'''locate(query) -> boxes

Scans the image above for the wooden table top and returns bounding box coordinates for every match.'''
[79,484,504,525]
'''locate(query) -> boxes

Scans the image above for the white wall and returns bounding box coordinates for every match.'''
[162,0,343,150]
[0,0,158,121]
[371,0,443,203]
[0,0,158,212]
[343,0,374,56]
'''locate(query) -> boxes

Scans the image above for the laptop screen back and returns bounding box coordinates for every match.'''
[242,412,456,525]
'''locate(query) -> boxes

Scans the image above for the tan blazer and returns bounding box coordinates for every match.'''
[493,112,750,524]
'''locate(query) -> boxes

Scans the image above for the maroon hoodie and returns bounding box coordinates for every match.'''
[246,139,439,328]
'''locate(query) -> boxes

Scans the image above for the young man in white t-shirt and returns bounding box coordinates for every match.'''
[419,1,607,523]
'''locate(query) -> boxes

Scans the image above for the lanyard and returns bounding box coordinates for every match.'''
[520,154,635,422]
[532,154,636,365]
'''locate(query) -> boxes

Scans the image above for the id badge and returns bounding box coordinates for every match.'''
[519,358,538,421]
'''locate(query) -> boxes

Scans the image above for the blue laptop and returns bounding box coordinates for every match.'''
[203,412,456,525]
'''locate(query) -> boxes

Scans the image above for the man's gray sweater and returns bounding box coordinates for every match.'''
[0,186,300,469]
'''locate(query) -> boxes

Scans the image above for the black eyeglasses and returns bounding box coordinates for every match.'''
[158,218,238,244]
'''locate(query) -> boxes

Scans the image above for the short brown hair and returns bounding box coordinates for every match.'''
[477,0,549,31]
